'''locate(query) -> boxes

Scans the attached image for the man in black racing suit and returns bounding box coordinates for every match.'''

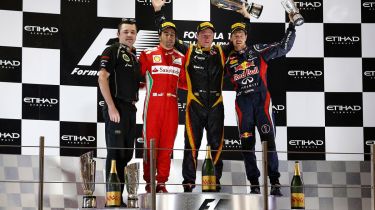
[225,16,296,196]
[151,0,249,192]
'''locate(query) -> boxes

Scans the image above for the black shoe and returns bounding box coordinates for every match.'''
[270,184,283,196]
[120,202,127,207]
[183,183,194,192]
[215,180,221,192]
[250,186,261,194]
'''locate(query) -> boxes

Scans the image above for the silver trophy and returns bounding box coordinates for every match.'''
[124,163,140,208]
[281,0,304,26]
[211,0,263,19]
[80,151,97,208]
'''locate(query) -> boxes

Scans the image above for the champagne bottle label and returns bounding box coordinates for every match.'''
[106,191,121,206]
[291,193,305,208]
[202,175,216,191]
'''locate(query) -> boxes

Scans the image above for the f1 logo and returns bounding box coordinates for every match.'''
[199,199,217,210]
[199,198,229,210]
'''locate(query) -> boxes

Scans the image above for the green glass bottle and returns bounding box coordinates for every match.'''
[291,161,305,209]
[202,145,216,192]
[106,160,121,207]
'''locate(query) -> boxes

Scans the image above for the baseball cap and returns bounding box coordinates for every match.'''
[159,21,177,34]
[197,22,215,33]
[230,22,247,34]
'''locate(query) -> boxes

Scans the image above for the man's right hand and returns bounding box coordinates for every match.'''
[237,3,251,19]
[108,105,120,123]
[152,0,165,12]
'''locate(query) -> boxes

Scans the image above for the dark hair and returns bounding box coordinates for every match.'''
[118,18,137,33]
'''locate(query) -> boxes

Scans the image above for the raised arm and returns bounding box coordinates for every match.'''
[253,22,296,62]
[152,0,189,54]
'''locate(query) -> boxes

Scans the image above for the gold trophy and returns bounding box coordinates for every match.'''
[125,163,140,208]
[80,151,97,208]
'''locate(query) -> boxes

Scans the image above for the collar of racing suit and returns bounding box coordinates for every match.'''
[158,44,174,54]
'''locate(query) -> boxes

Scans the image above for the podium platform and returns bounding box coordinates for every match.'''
[137,192,277,210]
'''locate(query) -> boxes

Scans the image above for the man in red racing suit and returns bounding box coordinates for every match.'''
[139,21,186,193]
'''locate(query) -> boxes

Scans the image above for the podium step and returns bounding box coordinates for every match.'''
[138,192,277,210]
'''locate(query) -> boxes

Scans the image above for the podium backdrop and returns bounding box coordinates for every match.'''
[0,0,374,161]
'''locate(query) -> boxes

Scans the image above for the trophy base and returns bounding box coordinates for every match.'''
[127,198,138,208]
[82,195,97,208]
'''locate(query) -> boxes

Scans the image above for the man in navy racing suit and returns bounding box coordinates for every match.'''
[225,15,296,196]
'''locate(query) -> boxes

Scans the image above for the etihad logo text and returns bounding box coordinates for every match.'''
[363,2,375,9]
[327,105,361,114]
[24,26,59,35]
[325,36,360,44]
[71,68,100,76]
[364,71,375,78]
[288,70,323,79]
[224,139,241,148]
[0,60,21,69]
[99,100,105,107]
[24,97,58,107]
[0,132,20,140]
[289,139,324,148]
[151,65,180,76]
[272,105,285,112]
[61,135,96,144]
[137,0,171,6]
[295,1,322,10]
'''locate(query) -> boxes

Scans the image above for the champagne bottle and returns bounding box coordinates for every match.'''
[106,160,121,207]
[202,145,216,192]
[291,161,304,209]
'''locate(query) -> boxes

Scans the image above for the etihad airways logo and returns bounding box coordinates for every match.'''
[272,104,285,113]
[0,59,20,69]
[0,132,20,141]
[289,139,324,148]
[325,36,360,44]
[295,1,322,10]
[363,2,375,9]
[326,105,362,114]
[151,65,180,76]
[288,70,323,79]
[224,138,241,149]
[24,97,58,107]
[24,25,59,35]
[364,70,375,79]
[61,135,96,144]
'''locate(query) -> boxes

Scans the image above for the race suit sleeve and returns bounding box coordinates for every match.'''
[99,46,115,73]
[155,10,189,54]
[252,22,296,63]
[178,57,187,90]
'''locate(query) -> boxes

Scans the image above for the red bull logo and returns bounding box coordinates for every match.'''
[235,61,254,72]
[241,132,253,138]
